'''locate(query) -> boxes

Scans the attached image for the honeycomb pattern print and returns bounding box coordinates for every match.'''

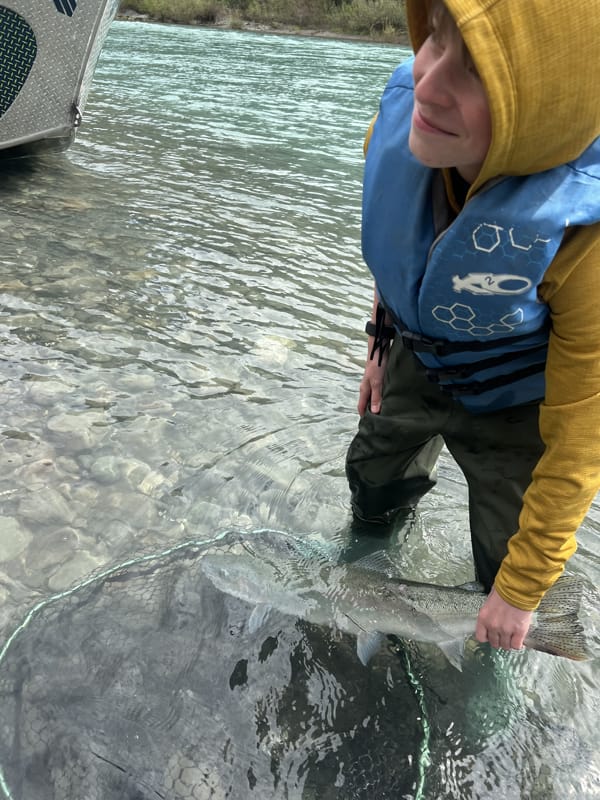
[432,303,525,337]
[0,7,37,118]
[424,220,553,337]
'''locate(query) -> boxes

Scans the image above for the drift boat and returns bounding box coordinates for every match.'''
[0,0,120,157]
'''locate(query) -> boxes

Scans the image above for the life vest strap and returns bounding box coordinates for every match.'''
[425,344,548,382]
[437,361,546,397]
[400,328,548,356]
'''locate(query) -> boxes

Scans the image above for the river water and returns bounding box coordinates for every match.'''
[1,20,599,800]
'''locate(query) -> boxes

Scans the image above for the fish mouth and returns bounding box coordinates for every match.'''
[413,107,457,136]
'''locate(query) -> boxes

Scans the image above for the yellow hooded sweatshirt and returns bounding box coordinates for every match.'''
[397,0,600,610]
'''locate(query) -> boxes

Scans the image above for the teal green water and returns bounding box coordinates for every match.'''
[0,21,599,799]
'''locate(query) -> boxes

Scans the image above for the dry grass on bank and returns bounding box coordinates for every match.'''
[119,0,408,42]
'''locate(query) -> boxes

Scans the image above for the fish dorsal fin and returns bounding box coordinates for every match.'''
[350,550,403,578]
[288,533,334,562]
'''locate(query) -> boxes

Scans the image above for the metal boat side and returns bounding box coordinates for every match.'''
[0,0,120,156]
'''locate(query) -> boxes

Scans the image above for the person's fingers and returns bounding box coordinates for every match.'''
[476,627,526,651]
[509,629,527,651]
[357,382,371,416]
[474,619,488,644]
[370,384,383,414]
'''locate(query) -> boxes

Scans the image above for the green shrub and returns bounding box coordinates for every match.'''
[242,0,330,28]
[328,0,406,36]
[119,0,407,39]
[121,0,221,23]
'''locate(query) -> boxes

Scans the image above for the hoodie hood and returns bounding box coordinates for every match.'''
[406,0,600,190]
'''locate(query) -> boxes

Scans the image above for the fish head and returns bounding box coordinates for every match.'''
[200,534,326,624]
[200,548,279,603]
[236,529,332,564]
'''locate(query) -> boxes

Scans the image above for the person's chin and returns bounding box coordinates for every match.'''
[408,133,443,169]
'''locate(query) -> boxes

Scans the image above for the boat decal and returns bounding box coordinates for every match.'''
[53,0,78,16]
[0,7,37,119]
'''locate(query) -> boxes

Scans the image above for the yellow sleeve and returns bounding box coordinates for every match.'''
[495,223,600,610]
[363,113,378,157]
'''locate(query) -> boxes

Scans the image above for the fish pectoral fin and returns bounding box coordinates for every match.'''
[437,638,466,671]
[356,630,385,666]
[247,603,273,634]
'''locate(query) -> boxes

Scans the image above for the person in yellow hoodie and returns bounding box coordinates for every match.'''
[346,0,600,652]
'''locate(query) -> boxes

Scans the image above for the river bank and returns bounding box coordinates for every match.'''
[117,1,410,45]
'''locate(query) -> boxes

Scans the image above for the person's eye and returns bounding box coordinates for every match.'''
[430,26,443,45]
[426,29,445,54]
[464,54,480,79]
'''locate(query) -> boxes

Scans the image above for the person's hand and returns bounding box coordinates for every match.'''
[474,585,533,651]
[357,348,388,415]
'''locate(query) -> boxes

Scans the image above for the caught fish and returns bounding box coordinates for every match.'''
[200,529,599,669]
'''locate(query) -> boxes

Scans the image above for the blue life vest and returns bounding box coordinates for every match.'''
[363,59,600,412]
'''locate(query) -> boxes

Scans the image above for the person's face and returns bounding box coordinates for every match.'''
[408,7,491,184]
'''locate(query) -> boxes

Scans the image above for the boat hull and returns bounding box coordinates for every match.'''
[0,0,120,157]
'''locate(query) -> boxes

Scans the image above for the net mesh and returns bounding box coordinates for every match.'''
[0,532,425,800]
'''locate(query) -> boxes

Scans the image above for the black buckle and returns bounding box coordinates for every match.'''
[440,382,486,397]
[426,366,469,383]
[440,383,485,398]
[365,320,395,339]
[401,331,447,356]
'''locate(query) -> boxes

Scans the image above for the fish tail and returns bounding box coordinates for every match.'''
[526,574,593,661]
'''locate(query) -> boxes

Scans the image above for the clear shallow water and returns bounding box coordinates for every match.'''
[0,21,599,799]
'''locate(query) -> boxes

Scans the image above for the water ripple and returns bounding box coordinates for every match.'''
[0,20,599,800]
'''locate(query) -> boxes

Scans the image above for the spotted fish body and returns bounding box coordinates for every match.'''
[200,530,598,668]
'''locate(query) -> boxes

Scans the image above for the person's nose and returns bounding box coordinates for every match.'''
[414,51,455,109]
